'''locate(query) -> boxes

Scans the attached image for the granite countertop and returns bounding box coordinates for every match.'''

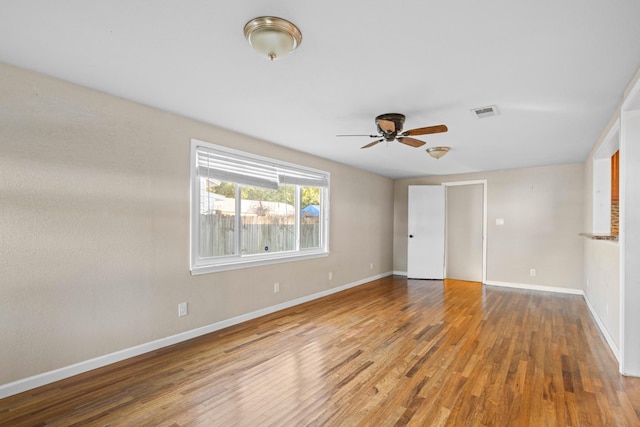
[579,233,618,241]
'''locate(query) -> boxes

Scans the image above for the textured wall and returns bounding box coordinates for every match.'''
[0,62,394,385]
[583,239,620,349]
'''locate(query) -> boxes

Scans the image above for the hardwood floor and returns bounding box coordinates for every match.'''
[1,276,639,426]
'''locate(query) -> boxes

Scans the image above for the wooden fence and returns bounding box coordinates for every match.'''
[199,214,320,257]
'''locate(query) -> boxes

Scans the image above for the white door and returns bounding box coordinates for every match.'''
[407,185,445,279]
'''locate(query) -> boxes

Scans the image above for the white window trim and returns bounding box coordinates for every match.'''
[190,139,330,275]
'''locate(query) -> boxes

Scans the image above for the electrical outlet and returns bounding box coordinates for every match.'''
[178,302,188,317]
[530,269,536,277]
[329,271,333,280]
[370,263,374,270]
[274,282,280,293]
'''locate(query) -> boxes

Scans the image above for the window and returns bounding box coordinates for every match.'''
[190,139,329,274]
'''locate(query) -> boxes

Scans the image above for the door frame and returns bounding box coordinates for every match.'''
[442,180,487,283]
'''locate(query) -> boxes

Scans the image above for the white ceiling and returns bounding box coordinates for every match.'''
[1,1,640,178]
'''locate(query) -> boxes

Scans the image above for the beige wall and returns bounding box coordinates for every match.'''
[584,239,620,348]
[0,62,394,386]
[394,164,585,290]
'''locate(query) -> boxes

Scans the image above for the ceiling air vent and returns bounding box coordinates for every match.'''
[471,105,499,119]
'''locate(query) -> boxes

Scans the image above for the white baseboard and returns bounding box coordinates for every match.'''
[0,272,393,399]
[582,293,621,363]
[484,280,584,295]
[393,275,585,295]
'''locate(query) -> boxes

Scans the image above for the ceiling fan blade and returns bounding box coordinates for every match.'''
[337,134,381,138]
[402,124,448,136]
[377,119,396,133]
[397,136,426,148]
[361,139,384,149]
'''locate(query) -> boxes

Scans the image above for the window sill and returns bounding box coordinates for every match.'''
[191,250,329,275]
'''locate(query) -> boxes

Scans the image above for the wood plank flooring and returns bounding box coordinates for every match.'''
[1,276,639,426]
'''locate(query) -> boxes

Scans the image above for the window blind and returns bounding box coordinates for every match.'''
[277,166,329,188]
[196,147,279,190]
[196,146,329,189]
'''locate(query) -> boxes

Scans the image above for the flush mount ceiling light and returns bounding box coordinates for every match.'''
[243,16,302,61]
[426,146,450,159]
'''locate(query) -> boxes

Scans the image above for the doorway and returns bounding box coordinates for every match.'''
[444,182,486,283]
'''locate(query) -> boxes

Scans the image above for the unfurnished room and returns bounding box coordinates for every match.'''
[1,1,640,426]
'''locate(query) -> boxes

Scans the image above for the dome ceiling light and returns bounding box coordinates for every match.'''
[426,146,450,159]
[243,16,302,61]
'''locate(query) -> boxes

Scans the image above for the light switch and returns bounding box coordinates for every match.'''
[496,218,504,225]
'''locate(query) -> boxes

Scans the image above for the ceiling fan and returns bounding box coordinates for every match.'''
[338,113,448,149]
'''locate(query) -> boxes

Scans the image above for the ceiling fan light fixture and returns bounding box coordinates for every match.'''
[243,16,302,61]
[426,146,450,159]
[338,113,449,150]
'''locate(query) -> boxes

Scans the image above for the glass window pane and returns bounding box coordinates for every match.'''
[199,179,236,257]
[300,186,321,249]
[240,185,296,255]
